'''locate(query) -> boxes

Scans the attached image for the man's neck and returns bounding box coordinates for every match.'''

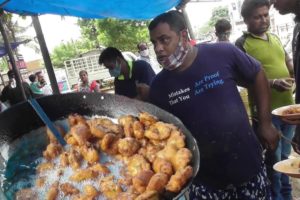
[176,45,198,72]
[250,31,268,40]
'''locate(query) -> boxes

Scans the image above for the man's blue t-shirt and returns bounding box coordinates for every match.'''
[149,43,263,188]
[115,60,155,98]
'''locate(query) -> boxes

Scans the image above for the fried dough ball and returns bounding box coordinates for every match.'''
[68,114,87,126]
[133,121,145,139]
[172,148,192,171]
[94,118,123,135]
[166,166,193,193]
[100,175,123,199]
[15,188,38,200]
[138,112,158,128]
[60,182,80,196]
[135,190,159,200]
[153,157,173,177]
[84,185,99,198]
[60,152,69,167]
[156,144,178,163]
[69,169,97,182]
[167,130,186,149]
[79,143,99,164]
[88,122,109,139]
[46,125,66,143]
[146,173,169,193]
[145,122,172,141]
[68,149,82,169]
[138,144,161,163]
[118,176,132,187]
[127,155,151,177]
[43,143,63,161]
[36,162,54,173]
[46,181,59,200]
[118,115,136,137]
[89,163,110,175]
[36,177,45,187]
[101,133,119,155]
[70,123,92,146]
[65,135,78,146]
[116,192,138,200]
[118,137,140,157]
[132,170,154,194]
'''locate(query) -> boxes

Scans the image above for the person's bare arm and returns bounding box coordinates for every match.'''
[249,69,279,150]
[285,51,294,77]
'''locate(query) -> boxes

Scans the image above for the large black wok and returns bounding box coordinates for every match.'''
[0,93,200,199]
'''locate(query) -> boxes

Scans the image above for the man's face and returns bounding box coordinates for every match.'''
[245,6,270,35]
[150,23,181,65]
[79,72,88,83]
[271,0,296,15]
[216,30,231,42]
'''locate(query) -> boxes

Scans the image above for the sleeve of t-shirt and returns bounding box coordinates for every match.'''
[134,60,156,85]
[228,44,262,84]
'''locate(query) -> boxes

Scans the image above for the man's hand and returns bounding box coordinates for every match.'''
[272,78,294,92]
[136,83,150,101]
[258,123,280,151]
[293,126,300,154]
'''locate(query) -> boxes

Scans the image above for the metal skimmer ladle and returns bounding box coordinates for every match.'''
[28,98,67,146]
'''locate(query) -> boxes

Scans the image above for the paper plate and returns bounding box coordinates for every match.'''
[273,158,300,178]
[272,104,300,120]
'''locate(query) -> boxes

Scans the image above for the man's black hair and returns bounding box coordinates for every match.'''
[148,10,187,34]
[99,47,124,64]
[7,70,14,79]
[29,74,36,83]
[241,0,270,20]
[215,19,232,34]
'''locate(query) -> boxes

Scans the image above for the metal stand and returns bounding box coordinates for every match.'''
[0,13,26,101]
[32,15,60,94]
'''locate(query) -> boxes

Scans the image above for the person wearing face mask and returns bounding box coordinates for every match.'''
[137,42,161,74]
[149,10,279,199]
[99,47,155,100]
[0,70,32,106]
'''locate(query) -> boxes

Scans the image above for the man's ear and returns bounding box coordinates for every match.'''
[181,29,189,41]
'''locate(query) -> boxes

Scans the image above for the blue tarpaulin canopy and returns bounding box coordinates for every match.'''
[0,0,181,19]
[0,40,29,57]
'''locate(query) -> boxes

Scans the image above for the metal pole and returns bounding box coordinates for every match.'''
[32,15,60,94]
[176,0,196,40]
[0,14,27,100]
[182,7,196,40]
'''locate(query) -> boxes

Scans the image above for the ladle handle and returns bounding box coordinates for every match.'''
[28,98,66,146]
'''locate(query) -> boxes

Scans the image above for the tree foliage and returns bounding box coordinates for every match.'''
[208,6,230,27]
[78,18,150,52]
[197,6,230,37]
[51,39,92,68]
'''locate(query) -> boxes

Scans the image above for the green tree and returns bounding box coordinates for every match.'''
[78,18,150,52]
[208,6,230,27]
[197,6,230,38]
[51,39,91,68]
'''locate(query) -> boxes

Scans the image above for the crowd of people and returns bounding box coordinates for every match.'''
[0,0,299,199]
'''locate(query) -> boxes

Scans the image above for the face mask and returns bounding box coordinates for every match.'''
[140,49,149,57]
[109,61,122,77]
[161,38,189,71]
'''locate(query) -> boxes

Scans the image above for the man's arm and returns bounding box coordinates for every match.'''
[285,51,294,77]
[250,69,279,150]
